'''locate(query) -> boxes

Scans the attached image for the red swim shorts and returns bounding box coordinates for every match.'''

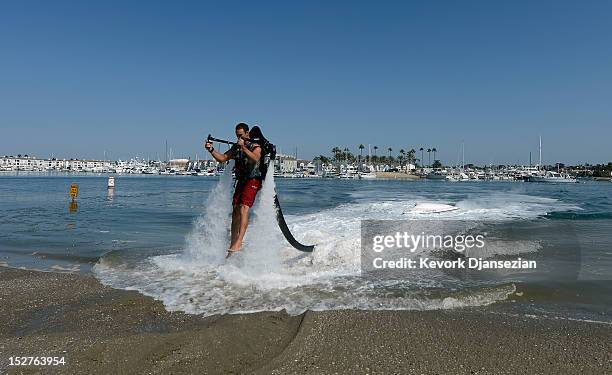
[232,178,262,207]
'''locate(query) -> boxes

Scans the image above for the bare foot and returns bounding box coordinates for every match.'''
[226,248,241,258]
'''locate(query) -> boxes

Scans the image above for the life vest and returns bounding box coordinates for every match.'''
[232,142,262,181]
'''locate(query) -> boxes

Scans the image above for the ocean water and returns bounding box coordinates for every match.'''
[1,172,611,323]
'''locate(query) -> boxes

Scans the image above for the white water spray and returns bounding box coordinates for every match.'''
[184,160,235,264]
[244,166,284,264]
[93,187,578,316]
[217,166,286,285]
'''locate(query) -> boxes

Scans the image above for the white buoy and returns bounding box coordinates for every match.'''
[107,176,115,189]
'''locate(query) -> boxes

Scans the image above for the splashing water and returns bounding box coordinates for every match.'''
[93,181,581,316]
[214,166,286,286]
[183,160,235,264]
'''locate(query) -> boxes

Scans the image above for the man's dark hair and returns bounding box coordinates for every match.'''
[235,122,249,132]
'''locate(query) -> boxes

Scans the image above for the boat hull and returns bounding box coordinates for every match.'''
[528,176,577,183]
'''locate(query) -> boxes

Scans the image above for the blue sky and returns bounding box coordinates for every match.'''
[1,1,611,165]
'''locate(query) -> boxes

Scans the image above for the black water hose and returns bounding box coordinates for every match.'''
[274,195,315,252]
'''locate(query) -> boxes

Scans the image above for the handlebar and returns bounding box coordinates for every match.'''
[207,134,236,145]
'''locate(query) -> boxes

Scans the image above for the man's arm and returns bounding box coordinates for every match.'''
[205,141,234,162]
[239,140,261,162]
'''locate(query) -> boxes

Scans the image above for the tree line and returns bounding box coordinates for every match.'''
[313,145,441,169]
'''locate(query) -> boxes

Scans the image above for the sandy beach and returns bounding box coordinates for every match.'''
[1,266,610,374]
[375,172,421,180]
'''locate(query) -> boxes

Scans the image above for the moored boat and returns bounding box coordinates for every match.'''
[528,171,577,183]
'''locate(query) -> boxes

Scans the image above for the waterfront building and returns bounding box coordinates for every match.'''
[274,154,297,173]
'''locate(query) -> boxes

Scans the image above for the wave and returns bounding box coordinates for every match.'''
[94,253,516,316]
[93,190,575,316]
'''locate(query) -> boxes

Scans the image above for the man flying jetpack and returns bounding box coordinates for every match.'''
[205,123,314,255]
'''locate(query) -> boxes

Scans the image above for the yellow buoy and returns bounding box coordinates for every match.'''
[69,183,79,201]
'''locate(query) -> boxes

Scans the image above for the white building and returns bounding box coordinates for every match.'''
[275,153,297,173]
[0,155,112,172]
[168,158,190,171]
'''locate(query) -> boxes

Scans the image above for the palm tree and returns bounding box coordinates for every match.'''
[314,155,331,174]
[399,149,405,172]
[344,147,350,162]
[407,149,416,172]
[427,148,432,167]
[432,148,437,163]
[315,155,330,165]
[346,151,355,163]
[331,147,341,162]
[387,147,392,159]
[358,144,365,171]
[419,147,424,168]
[373,146,378,166]
[408,149,416,161]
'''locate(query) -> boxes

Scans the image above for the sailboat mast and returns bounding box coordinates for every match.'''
[539,136,542,170]
[462,141,465,170]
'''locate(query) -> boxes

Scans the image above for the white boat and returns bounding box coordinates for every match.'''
[91,166,108,173]
[359,172,377,179]
[111,167,125,174]
[425,170,448,180]
[197,169,218,176]
[527,136,576,183]
[528,171,577,183]
[447,171,470,181]
[142,168,158,174]
[322,169,340,178]
[339,166,358,179]
[341,165,359,178]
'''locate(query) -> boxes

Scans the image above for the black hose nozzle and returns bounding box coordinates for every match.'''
[206,134,236,145]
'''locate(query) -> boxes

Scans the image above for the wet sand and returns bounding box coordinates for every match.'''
[1,267,610,374]
[375,172,421,180]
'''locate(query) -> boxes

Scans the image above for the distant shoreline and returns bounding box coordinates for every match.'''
[375,171,421,180]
